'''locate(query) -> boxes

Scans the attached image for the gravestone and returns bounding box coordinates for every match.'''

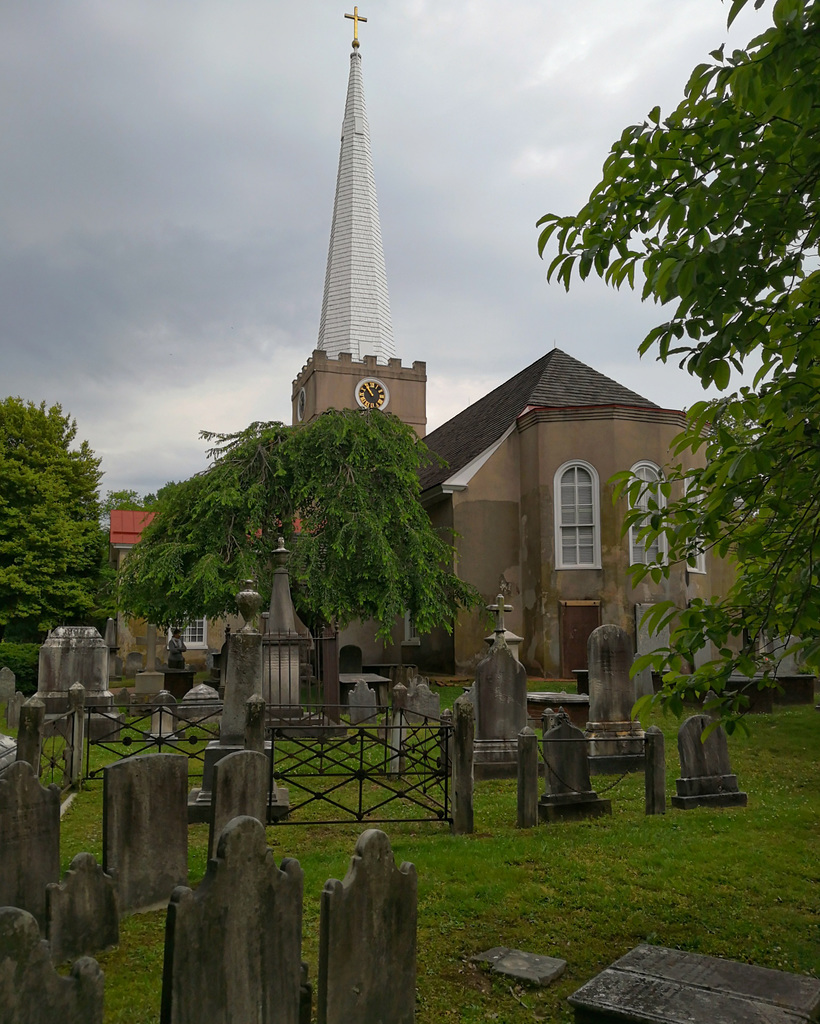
[125,651,144,678]
[472,946,566,986]
[339,644,363,673]
[176,682,221,725]
[404,675,440,723]
[161,815,303,1024]
[644,725,666,815]
[103,753,188,913]
[539,715,611,822]
[46,852,119,963]
[0,760,60,931]
[0,734,16,773]
[568,944,820,1024]
[38,625,113,713]
[318,829,417,1024]
[6,690,24,729]
[0,664,15,703]
[15,696,45,775]
[151,690,178,739]
[472,596,529,779]
[517,726,538,829]
[672,714,748,809]
[585,625,645,774]
[208,749,268,860]
[263,543,302,713]
[451,694,475,835]
[189,583,289,825]
[348,679,378,725]
[0,907,104,1024]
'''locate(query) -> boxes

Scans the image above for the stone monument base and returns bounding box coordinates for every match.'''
[538,791,611,823]
[133,670,165,701]
[472,738,519,779]
[671,773,748,809]
[585,721,645,775]
[187,740,289,823]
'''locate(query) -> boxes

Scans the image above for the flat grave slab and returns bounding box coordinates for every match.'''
[472,946,567,987]
[568,944,820,1023]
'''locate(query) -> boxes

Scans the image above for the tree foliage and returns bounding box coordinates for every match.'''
[0,398,104,641]
[538,0,820,723]
[117,409,482,637]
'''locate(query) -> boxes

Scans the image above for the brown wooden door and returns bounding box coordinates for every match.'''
[560,602,601,677]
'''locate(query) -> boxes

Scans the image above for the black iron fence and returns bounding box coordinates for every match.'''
[265,706,452,826]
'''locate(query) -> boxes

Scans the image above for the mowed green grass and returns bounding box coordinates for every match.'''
[22,695,820,1023]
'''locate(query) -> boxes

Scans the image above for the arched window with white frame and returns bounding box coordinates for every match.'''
[628,462,665,566]
[554,461,601,569]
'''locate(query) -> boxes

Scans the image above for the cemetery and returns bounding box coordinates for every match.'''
[0,605,818,1024]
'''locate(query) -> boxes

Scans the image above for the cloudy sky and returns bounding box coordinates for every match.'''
[1,1,767,497]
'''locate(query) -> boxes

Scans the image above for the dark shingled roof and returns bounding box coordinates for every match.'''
[419,348,661,491]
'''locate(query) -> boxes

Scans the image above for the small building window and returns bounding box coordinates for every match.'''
[169,618,208,649]
[629,462,665,566]
[685,474,707,574]
[554,461,601,569]
[402,611,420,646]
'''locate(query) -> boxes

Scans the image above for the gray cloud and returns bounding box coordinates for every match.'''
[0,1,768,494]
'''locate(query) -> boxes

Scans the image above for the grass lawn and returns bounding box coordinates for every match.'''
[12,690,820,1023]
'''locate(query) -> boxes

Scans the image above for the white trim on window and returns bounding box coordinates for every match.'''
[402,610,421,647]
[168,618,208,650]
[628,461,666,566]
[554,461,601,570]
[684,474,707,574]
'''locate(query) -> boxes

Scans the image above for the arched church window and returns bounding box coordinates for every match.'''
[554,462,601,569]
[629,462,664,565]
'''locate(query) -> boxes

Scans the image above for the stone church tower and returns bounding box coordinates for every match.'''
[291,17,426,435]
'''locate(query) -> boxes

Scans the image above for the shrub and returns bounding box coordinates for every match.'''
[0,642,40,695]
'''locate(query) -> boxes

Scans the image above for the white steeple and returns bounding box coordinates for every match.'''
[317,26,396,362]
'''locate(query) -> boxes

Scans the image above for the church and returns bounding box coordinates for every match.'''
[289,15,731,678]
[112,13,730,680]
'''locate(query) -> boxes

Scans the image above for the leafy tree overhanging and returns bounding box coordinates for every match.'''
[538,0,820,723]
[117,409,482,638]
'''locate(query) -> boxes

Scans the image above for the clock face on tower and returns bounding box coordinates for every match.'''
[296,387,306,422]
[356,378,389,411]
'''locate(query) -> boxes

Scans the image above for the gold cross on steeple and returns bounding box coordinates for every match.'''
[345,6,367,48]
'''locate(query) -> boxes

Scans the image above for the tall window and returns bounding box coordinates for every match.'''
[685,474,707,574]
[555,462,600,568]
[629,462,664,565]
[173,618,207,647]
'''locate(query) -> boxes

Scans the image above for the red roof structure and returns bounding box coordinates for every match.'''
[109,509,155,546]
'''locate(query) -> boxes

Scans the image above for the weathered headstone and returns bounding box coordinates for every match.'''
[103,753,188,913]
[348,679,378,725]
[125,650,144,678]
[208,749,268,860]
[46,852,119,963]
[585,625,645,774]
[472,946,566,986]
[568,944,820,1024]
[404,675,440,723]
[472,596,529,778]
[644,724,666,815]
[37,625,112,713]
[318,829,417,1024]
[176,682,221,725]
[0,664,15,703]
[151,690,178,739]
[539,715,611,822]
[451,694,475,835]
[517,726,538,828]
[161,815,303,1024]
[0,760,60,930]
[672,714,748,809]
[0,907,104,1024]
[0,734,16,773]
[6,689,24,729]
[16,696,45,776]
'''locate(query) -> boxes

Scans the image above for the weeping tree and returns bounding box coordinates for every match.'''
[538,0,820,724]
[117,409,481,638]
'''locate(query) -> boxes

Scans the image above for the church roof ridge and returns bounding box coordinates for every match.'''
[419,348,666,492]
[317,44,396,363]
